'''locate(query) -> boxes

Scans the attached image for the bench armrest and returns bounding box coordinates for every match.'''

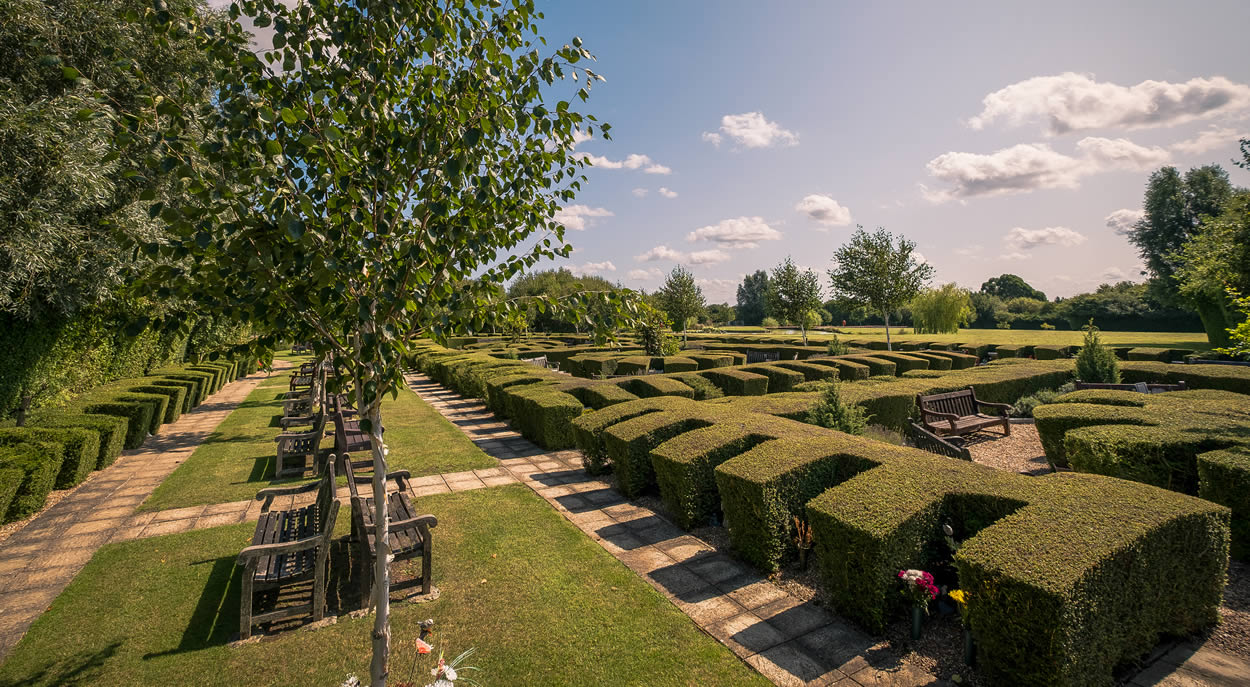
[920,408,960,421]
[390,513,439,532]
[255,480,320,510]
[350,469,412,490]
[274,430,318,441]
[975,400,1012,414]
[237,533,324,563]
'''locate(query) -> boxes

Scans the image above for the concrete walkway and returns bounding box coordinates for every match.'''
[405,372,941,687]
[405,372,1250,687]
[0,362,290,660]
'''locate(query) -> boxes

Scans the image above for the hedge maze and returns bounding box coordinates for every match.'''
[412,334,1244,685]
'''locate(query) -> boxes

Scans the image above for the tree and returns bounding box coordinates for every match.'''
[1075,320,1120,383]
[909,283,972,334]
[735,270,770,326]
[704,303,735,325]
[979,274,1046,302]
[657,265,704,344]
[767,257,823,345]
[0,0,223,320]
[1174,191,1250,343]
[827,227,933,350]
[507,268,620,333]
[1128,165,1234,343]
[125,2,634,684]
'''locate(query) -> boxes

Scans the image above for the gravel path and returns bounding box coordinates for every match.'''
[964,423,1052,475]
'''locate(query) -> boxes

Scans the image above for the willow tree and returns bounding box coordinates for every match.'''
[122,1,632,683]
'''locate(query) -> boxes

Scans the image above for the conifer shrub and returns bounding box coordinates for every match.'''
[1074,321,1120,383]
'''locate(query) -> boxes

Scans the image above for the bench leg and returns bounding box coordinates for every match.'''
[422,533,433,596]
[1003,418,1011,436]
[314,550,327,622]
[359,541,373,606]
[240,569,254,640]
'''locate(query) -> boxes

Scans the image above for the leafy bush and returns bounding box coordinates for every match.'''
[1010,382,1075,418]
[826,336,849,356]
[1074,320,1120,383]
[761,317,779,328]
[806,383,868,435]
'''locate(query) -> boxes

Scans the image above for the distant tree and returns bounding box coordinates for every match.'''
[507,269,620,333]
[767,257,823,345]
[1129,165,1234,343]
[827,227,933,350]
[636,304,675,356]
[909,283,972,334]
[735,270,770,325]
[761,316,780,328]
[657,265,704,344]
[1175,191,1250,339]
[969,292,1006,328]
[979,274,1046,302]
[704,303,736,325]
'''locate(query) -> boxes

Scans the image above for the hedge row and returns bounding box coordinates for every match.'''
[1120,361,1250,395]
[1034,388,1250,559]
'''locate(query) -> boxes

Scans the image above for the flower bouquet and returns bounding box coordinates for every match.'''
[897,568,938,640]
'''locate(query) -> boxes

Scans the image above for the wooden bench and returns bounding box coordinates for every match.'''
[917,387,1011,437]
[908,422,972,460]
[343,456,437,599]
[238,460,340,639]
[1074,381,1187,393]
[274,412,328,477]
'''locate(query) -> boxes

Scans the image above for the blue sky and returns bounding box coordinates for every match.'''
[531,0,1250,302]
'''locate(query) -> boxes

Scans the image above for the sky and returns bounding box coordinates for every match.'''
[525,0,1250,302]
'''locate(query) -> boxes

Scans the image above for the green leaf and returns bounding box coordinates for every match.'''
[265,140,282,156]
[280,108,298,125]
[61,67,80,80]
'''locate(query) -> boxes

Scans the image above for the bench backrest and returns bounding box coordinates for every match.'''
[918,387,977,417]
[315,458,337,527]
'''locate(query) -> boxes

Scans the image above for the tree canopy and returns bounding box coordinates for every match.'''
[735,270,770,326]
[979,274,1046,302]
[766,257,823,344]
[827,227,933,350]
[657,265,704,342]
[909,283,972,334]
[506,268,621,333]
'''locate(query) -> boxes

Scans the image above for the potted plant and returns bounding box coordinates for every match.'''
[897,569,938,639]
[949,589,975,666]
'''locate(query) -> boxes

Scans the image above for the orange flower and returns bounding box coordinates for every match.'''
[415,638,433,655]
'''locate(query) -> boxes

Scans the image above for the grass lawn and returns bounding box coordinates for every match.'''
[0,485,767,687]
[140,368,496,511]
[722,327,1211,349]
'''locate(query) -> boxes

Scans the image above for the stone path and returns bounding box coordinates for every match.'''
[0,362,289,660]
[405,372,941,687]
[405,372,1250,687]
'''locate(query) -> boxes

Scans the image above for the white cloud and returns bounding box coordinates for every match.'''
[1001,252,1030,261]
[572,128,593,147]
[695,278,739,302]
[627,267,663,281]
[1105,208,1144,236]
[1101,267,1129,282]
[686,216,782,249]
[795,194,852,227]
[968,72,1250,135]
[1005,226,1088,250]
[658,187,678,198]
[635,245,686,262]
[702,112,798,149]
[553,205,613,231]
[1171,126,1249,155]
[579,152,672,174]
[954,244,984,257]
[925,137,1169,201]
[689,249,731,265]
[572,261,616,275]
[632,188,649,198]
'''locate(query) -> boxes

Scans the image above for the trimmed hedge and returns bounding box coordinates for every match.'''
[1120,361,1250,395]
[615,356,655,375]
[601,403,713,497]
[1033,344,1072,360]
[906,352,953,371]
[615,376,696,400]
[156,370,215,405]
[994,344,1034,359]
[129,384,186,424]
[151,378,197,412]
[1198,448,1250,560]
[697,369,769,396]
[0,440,63,521]
[508,385,583,449]
[562,382,640,410]
[919,350,979,369]
[80,400,150,449]
[113,392,169,435]
[660,356,699,373]
[30,411,128,469]
[686,353,737,370]
[1125,347,1193,362]
[771,361,839,382]
[0,427,97,489]
[652,422,778,529]
[664,373,724,401]
[803,357,870,381]
[739,365,805,393]
[836,355,896,377]
[0,462,22,524]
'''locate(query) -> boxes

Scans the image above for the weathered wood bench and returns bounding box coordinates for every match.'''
[343,456,437,599]
[238,460,340,639]
[1073,381,1187,393]
[274,412,328,478]
[908,422,972,460]
[917,387,1011,437]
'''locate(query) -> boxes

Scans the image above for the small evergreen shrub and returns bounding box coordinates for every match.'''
[806,383,869,435]
[826,336,849,356]
[1074,320,1120,384]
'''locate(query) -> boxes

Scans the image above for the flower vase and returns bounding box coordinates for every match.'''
[910,605,923,640]
[962,627,976,666]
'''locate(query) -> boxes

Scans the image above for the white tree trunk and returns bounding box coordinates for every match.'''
[884,313,892,351]
[365,400,390,687]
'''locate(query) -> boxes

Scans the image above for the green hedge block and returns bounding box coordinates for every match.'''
[509,386,583,449]
[697,369,769,396]
[869,353,931,373]
[920,350,979,369]
[740,365,805,393]
[959,343,994,359]
[660,356,699,373]
[865,341,889,350]
[602,406,713,497]
[112,392,168,435]
[150,378,196,413]
[188,365,226,393]
[29,411,127,469]
[652,423,775,529]
[156,371,213,405]
[0,427,96,490]
[130,385,186,424]
[836,355,897,377]
[906,352,953,371]
[0,463,23,525]
[570,397,680,474]
[771,361,839,382]
[615,356,656,376]
[1033,345,1072,360]
[567,353,621,378]
[615,376,696,400]
[561,382,640,410]
[686,354,737,370]
[1198,448,1250,560]
[803,358,870,381]
[0,440,63,522]
[708,392,821,422]
[484,373,550,415]
[664,373,724,401]
[80,400,150,449]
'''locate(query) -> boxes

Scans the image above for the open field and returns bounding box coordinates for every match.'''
[1,485,765,687]
[734,327,1211,350]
